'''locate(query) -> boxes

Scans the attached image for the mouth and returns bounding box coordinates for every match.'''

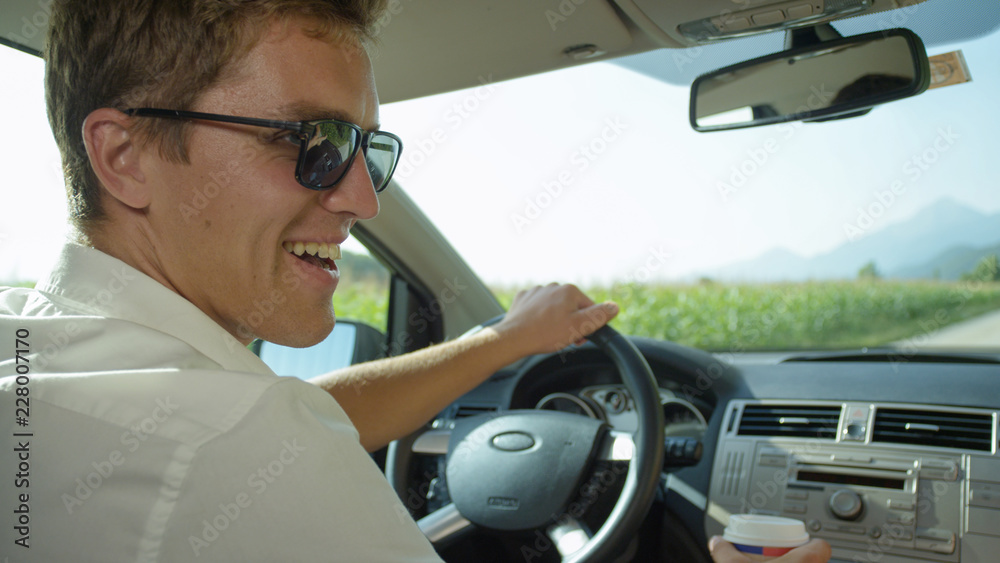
[283,240,341,271]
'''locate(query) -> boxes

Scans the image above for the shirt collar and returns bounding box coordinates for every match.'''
[35,243,275,375]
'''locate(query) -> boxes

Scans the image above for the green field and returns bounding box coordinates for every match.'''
[484,280,1000,350]
[9,273,1000,350]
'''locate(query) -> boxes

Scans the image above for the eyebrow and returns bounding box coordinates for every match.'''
[273,102,380,131]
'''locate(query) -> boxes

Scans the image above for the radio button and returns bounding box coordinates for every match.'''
[783,502,807,514]
[841,423,867,441]
[832,453,871,463]
[970,483,1000,509]
[919,460,958,481]
[916,528,956,542]
[807,519,822,532]
[785,489,809,500]
[830,489,864,520]
[915,538,955,554]
[887,499,914,511]
[887,511,915,525]
[760,454,787,467]
[891,528,913,541]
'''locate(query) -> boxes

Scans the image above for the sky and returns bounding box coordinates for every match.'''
[1,24,998,287]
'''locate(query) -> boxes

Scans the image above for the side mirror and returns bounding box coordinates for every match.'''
[252,320,387,378]
[690,28,930,131]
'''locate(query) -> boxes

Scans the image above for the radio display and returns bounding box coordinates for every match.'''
[797,470,905,490]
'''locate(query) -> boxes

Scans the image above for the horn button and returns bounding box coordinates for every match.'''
[445,410,607,531]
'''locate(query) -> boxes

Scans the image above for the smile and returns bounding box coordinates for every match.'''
[283,241,341,271]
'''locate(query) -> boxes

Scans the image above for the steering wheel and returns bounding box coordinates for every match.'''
[386,324,665,562]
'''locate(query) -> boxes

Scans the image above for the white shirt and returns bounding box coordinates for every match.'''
[0,243,442,562]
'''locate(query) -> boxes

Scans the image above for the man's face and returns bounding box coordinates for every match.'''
[140,19,381,347]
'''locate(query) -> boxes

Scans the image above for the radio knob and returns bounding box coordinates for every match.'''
[829,489,864,520]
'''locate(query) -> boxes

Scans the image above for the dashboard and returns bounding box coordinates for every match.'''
[534,384,707,438]
[408,337,1000,562]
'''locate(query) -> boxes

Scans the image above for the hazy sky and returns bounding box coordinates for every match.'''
[1,28,998,286]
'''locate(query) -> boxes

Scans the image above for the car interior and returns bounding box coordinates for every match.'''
[2,0,999,562]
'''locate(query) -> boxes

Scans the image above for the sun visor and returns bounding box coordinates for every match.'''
[372,0,633,104]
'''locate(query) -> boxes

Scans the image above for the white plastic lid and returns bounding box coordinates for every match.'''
[723,514,810,548]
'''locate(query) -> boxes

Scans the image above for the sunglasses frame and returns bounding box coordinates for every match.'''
[123,108,402,193]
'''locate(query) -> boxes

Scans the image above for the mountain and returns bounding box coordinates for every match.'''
[705,198,1000,281]
[890,242,1000,280]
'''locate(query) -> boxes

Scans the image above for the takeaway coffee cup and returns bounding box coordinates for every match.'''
[722,514,810,561]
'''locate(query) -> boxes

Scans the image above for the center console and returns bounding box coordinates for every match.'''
[706,400,1000,562]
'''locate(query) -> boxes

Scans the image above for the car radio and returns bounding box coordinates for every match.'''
[704,400,1000,562]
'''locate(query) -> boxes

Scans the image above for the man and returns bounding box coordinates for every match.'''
[0,1,829,561]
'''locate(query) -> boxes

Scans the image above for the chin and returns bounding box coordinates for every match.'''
[252,309,335,348]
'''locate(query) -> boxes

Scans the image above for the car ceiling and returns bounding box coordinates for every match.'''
[9,0,988,105]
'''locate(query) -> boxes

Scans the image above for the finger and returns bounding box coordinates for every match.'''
[708,536,751,563]
[573,301,620,337]
[774,539,832,563]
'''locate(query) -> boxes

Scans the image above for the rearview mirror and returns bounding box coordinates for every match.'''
[690,28,930,132]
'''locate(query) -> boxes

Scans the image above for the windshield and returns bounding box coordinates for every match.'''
[1,9,998,353]
[377,16,1000,352]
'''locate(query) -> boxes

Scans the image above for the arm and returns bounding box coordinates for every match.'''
[709,536,832,563]
[308,284,619,451]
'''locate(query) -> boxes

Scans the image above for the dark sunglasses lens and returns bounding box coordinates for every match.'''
[365,135,401,192]
[299,123,360,188]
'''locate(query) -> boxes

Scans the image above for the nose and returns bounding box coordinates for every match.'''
[318,155,380,219]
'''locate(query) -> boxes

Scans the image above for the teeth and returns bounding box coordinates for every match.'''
[283,241,341,260]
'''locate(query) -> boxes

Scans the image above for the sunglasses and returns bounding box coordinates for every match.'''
[124,108,403,193]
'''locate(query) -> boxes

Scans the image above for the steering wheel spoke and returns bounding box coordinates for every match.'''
[411,427,451,455]
[595,430,634,462]
[417,503,473,545]
[547,516,592,558]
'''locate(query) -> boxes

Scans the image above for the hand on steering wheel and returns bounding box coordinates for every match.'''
[389,321,665,562]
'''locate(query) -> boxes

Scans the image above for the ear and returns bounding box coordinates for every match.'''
[82,108,150,210]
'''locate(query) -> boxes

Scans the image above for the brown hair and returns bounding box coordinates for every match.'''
[45,0,387,231]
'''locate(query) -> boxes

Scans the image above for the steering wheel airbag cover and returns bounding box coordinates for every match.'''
[445,410,606,530]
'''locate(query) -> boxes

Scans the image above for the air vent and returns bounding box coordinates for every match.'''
[738,404,841,439]
[872,408,994,452]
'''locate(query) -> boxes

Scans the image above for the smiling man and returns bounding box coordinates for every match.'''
[0,1,624,561]
[0,1,831,562]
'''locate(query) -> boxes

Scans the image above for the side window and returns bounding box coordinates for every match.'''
[332,240,392,333]
[256,240,393,378]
